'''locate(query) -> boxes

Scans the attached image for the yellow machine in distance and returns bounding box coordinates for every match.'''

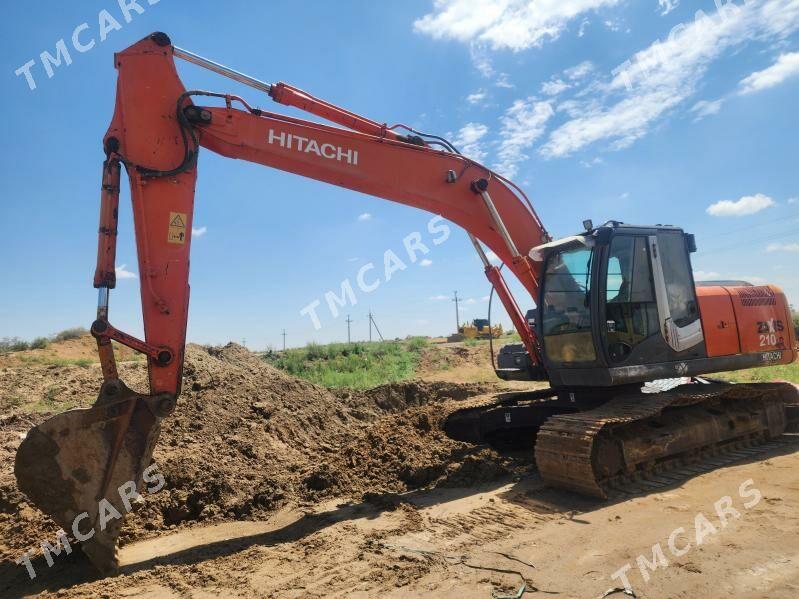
[449,318,503,341]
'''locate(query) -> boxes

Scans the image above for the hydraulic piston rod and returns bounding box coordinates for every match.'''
[174,46,273,94]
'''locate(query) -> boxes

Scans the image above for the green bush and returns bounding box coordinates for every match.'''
[0,337,29,353]
[30,337,49,350]
[793,312,799,337]
[407,337,429,351]
[53,327,88,342]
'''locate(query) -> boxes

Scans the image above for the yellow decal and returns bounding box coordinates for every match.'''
[168,212,187,245]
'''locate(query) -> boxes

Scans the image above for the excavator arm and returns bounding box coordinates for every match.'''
[15,32,550,571]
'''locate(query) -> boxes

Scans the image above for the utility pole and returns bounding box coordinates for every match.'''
[281,329,287,351]
[346,315,353,343]
[368,311,384,342]
[452,291,461,332]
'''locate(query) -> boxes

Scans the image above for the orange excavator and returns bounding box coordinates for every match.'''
[15,33,798,572]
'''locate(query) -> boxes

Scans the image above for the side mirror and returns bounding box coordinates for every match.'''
[685,233,697,253]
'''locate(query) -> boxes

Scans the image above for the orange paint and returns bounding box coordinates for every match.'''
[696,286,740,357]
[698,284,796,364]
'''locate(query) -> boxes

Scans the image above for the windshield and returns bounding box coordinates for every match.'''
[542,246,596,363]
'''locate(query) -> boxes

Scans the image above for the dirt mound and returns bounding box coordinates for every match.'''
[303,401,517,499]
[1,343,509,564]
[0,334,139,367]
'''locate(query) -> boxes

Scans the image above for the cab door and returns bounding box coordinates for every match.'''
[649,231,704,352]
[599,229,705,366]
[601,234,661,363]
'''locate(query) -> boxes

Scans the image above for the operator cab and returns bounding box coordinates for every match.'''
[507,222,708,387]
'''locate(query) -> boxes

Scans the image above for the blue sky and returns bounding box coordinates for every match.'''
[1,0,797,349]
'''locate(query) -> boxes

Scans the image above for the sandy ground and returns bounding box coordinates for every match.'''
[5,441,799,598]
[418,341,538,391]
[1,339,798,598]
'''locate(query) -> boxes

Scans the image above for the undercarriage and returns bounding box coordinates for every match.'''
[444,380,799,498]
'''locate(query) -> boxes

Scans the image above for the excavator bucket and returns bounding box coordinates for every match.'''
[14,379,162,572]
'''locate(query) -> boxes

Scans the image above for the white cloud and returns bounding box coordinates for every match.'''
[357,212,373,221]
[470,43,495,77]
[419,258,434,266]
[542,1,799,158]
[453,122,489,161]
[465,298,478,305]
[658,0,679,16]
[347,257,360,262]
[564,60,595,80]
[542,89,683,157]
[619,191,630,200]
[766,242,799,252]
[706,193,775,217]
[495,73,514,88]
[414,0,620,51]
[485,250,501,263]
[579,156,604,168]
[192,226,207,238]
[788,197,798,204]
[541,78,571,96]
[693,270,721,280]
[429,294,450,301]
[116,264,137,280]
[494,98,554,177]
[467,89,488,104]
[481,295,491,301]
[739,51,799,94]
[690,99,724,121]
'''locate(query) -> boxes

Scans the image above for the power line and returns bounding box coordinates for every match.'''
[697,226,799,257]
[699,211,799,242]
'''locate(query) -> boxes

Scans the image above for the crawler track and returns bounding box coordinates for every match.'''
[535,382,797,498]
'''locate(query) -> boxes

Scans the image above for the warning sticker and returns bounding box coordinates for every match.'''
[168,212,187,245]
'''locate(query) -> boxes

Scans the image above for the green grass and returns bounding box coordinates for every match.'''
[53,358,94,368]
[30,386,80,413]
[265,339,428,389]
[1,395,24,410]
[17,355,94,368]
[712,360,799,384]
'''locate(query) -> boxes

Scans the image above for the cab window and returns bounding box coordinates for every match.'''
[657,231,699,327]
[604,236,658,362]
[542,246,596,363]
